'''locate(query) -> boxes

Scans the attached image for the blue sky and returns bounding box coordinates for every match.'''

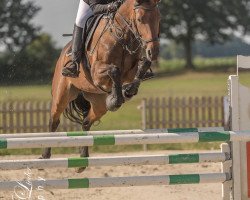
[34,0,79,47]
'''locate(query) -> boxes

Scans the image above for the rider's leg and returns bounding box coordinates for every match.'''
[62,0,93,78]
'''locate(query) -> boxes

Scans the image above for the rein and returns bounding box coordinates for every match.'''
[134,3,158,11]
[109,1,159,55]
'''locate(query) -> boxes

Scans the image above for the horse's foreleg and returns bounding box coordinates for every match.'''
[92,62,124,111]
[122,58,152,100]
[106,66,124,111]
[135,57,152,80]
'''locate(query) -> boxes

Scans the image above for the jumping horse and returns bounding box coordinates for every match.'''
[41,0,161,172]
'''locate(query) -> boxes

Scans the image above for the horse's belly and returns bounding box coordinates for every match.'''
[71,74,105,94]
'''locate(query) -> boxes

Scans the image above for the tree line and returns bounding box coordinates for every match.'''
[1,0,250,84]
[0,0,60,84]
[160,37,250,59]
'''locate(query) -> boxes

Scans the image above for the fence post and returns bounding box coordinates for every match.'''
[221,143,233,200]
[141,98,148,151]
[223,96,230,131]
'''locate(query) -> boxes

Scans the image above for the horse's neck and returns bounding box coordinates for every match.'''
[114,0,134,34]
[117,0,134,17]
[112,0,141,53]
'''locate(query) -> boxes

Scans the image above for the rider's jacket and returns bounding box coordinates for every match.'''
[83,0,115,15]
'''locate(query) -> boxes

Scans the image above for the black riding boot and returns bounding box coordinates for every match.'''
[62,24,83,78]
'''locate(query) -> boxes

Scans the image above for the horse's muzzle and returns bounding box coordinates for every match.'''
[146,44,159,61]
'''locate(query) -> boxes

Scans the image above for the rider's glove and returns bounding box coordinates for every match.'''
[108,1,122,12]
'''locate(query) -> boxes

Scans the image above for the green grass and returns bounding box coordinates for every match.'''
[0,85,51,101]
[0,72,232,130]
[1,68,250,155]
[159,57,236,72]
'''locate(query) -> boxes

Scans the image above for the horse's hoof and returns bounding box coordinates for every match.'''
[106,96,121,112]
[75,167,87,173]
[39,154,51,160]
[40,156,51,159]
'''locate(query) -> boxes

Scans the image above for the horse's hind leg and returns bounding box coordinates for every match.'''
[41,119,60,159]
[76,93,107,173]
[77,96,91,173]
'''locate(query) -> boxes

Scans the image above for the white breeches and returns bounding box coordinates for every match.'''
[75,0,93,28]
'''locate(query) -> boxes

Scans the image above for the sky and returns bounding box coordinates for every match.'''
[34,0,80,47]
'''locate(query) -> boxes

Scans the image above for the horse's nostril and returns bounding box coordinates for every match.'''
[148,49,152,57]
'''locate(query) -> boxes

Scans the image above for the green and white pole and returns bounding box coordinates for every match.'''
[0,152,229,170]
[0,127,224,139]
[0,173,230,190]
[1,131,250,150]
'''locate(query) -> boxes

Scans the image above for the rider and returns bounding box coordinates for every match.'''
[62,0,121,78]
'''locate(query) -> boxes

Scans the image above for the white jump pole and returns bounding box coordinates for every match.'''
[230,55,250,200]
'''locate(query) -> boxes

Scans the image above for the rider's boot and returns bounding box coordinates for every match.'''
[62,24,83,78]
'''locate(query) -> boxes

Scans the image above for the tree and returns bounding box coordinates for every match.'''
[0,0,40,52]
[159,0,250,69]
[0,34,60,84]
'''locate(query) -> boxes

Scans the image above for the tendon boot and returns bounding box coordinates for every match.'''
[136,57,155,81]
[62,24,83,78]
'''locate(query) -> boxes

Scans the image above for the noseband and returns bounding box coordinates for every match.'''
[109,1,159,54]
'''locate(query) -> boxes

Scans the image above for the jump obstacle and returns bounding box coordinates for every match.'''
[1,55,250,200]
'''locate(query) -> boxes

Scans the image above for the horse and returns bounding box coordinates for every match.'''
[41,0,161,172]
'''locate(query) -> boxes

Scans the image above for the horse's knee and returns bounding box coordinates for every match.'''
[92,65,120,92]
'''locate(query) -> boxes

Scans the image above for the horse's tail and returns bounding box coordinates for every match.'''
[63,93,91,125]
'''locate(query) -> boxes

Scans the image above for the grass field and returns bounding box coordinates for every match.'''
[0,72,235,130]
[1,70,250,154]
[159,57,236,72]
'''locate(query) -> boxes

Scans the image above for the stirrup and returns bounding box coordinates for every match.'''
[62,61,80,78]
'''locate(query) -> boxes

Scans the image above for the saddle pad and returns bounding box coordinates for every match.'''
[85,14,105,49]
[83,14,105,71]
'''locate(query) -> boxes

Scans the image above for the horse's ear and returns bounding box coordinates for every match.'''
[154,0,161,3]
[135,0,144,5]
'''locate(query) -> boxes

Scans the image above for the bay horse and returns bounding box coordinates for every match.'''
[41,0,161,172]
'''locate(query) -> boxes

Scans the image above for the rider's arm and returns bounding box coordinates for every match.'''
[88,0,117,15]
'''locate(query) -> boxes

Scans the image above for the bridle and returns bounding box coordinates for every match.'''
[109,1,160,55]
[133,3,159,44]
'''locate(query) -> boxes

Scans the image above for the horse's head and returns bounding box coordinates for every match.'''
[133,0,161,61]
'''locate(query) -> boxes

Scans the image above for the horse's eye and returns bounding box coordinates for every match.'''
[137,18,142,23]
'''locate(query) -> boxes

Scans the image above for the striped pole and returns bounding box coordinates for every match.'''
[1,131,250,150]
[0,152,228,170]
[0,127,224,139]
[0,173,230,190]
